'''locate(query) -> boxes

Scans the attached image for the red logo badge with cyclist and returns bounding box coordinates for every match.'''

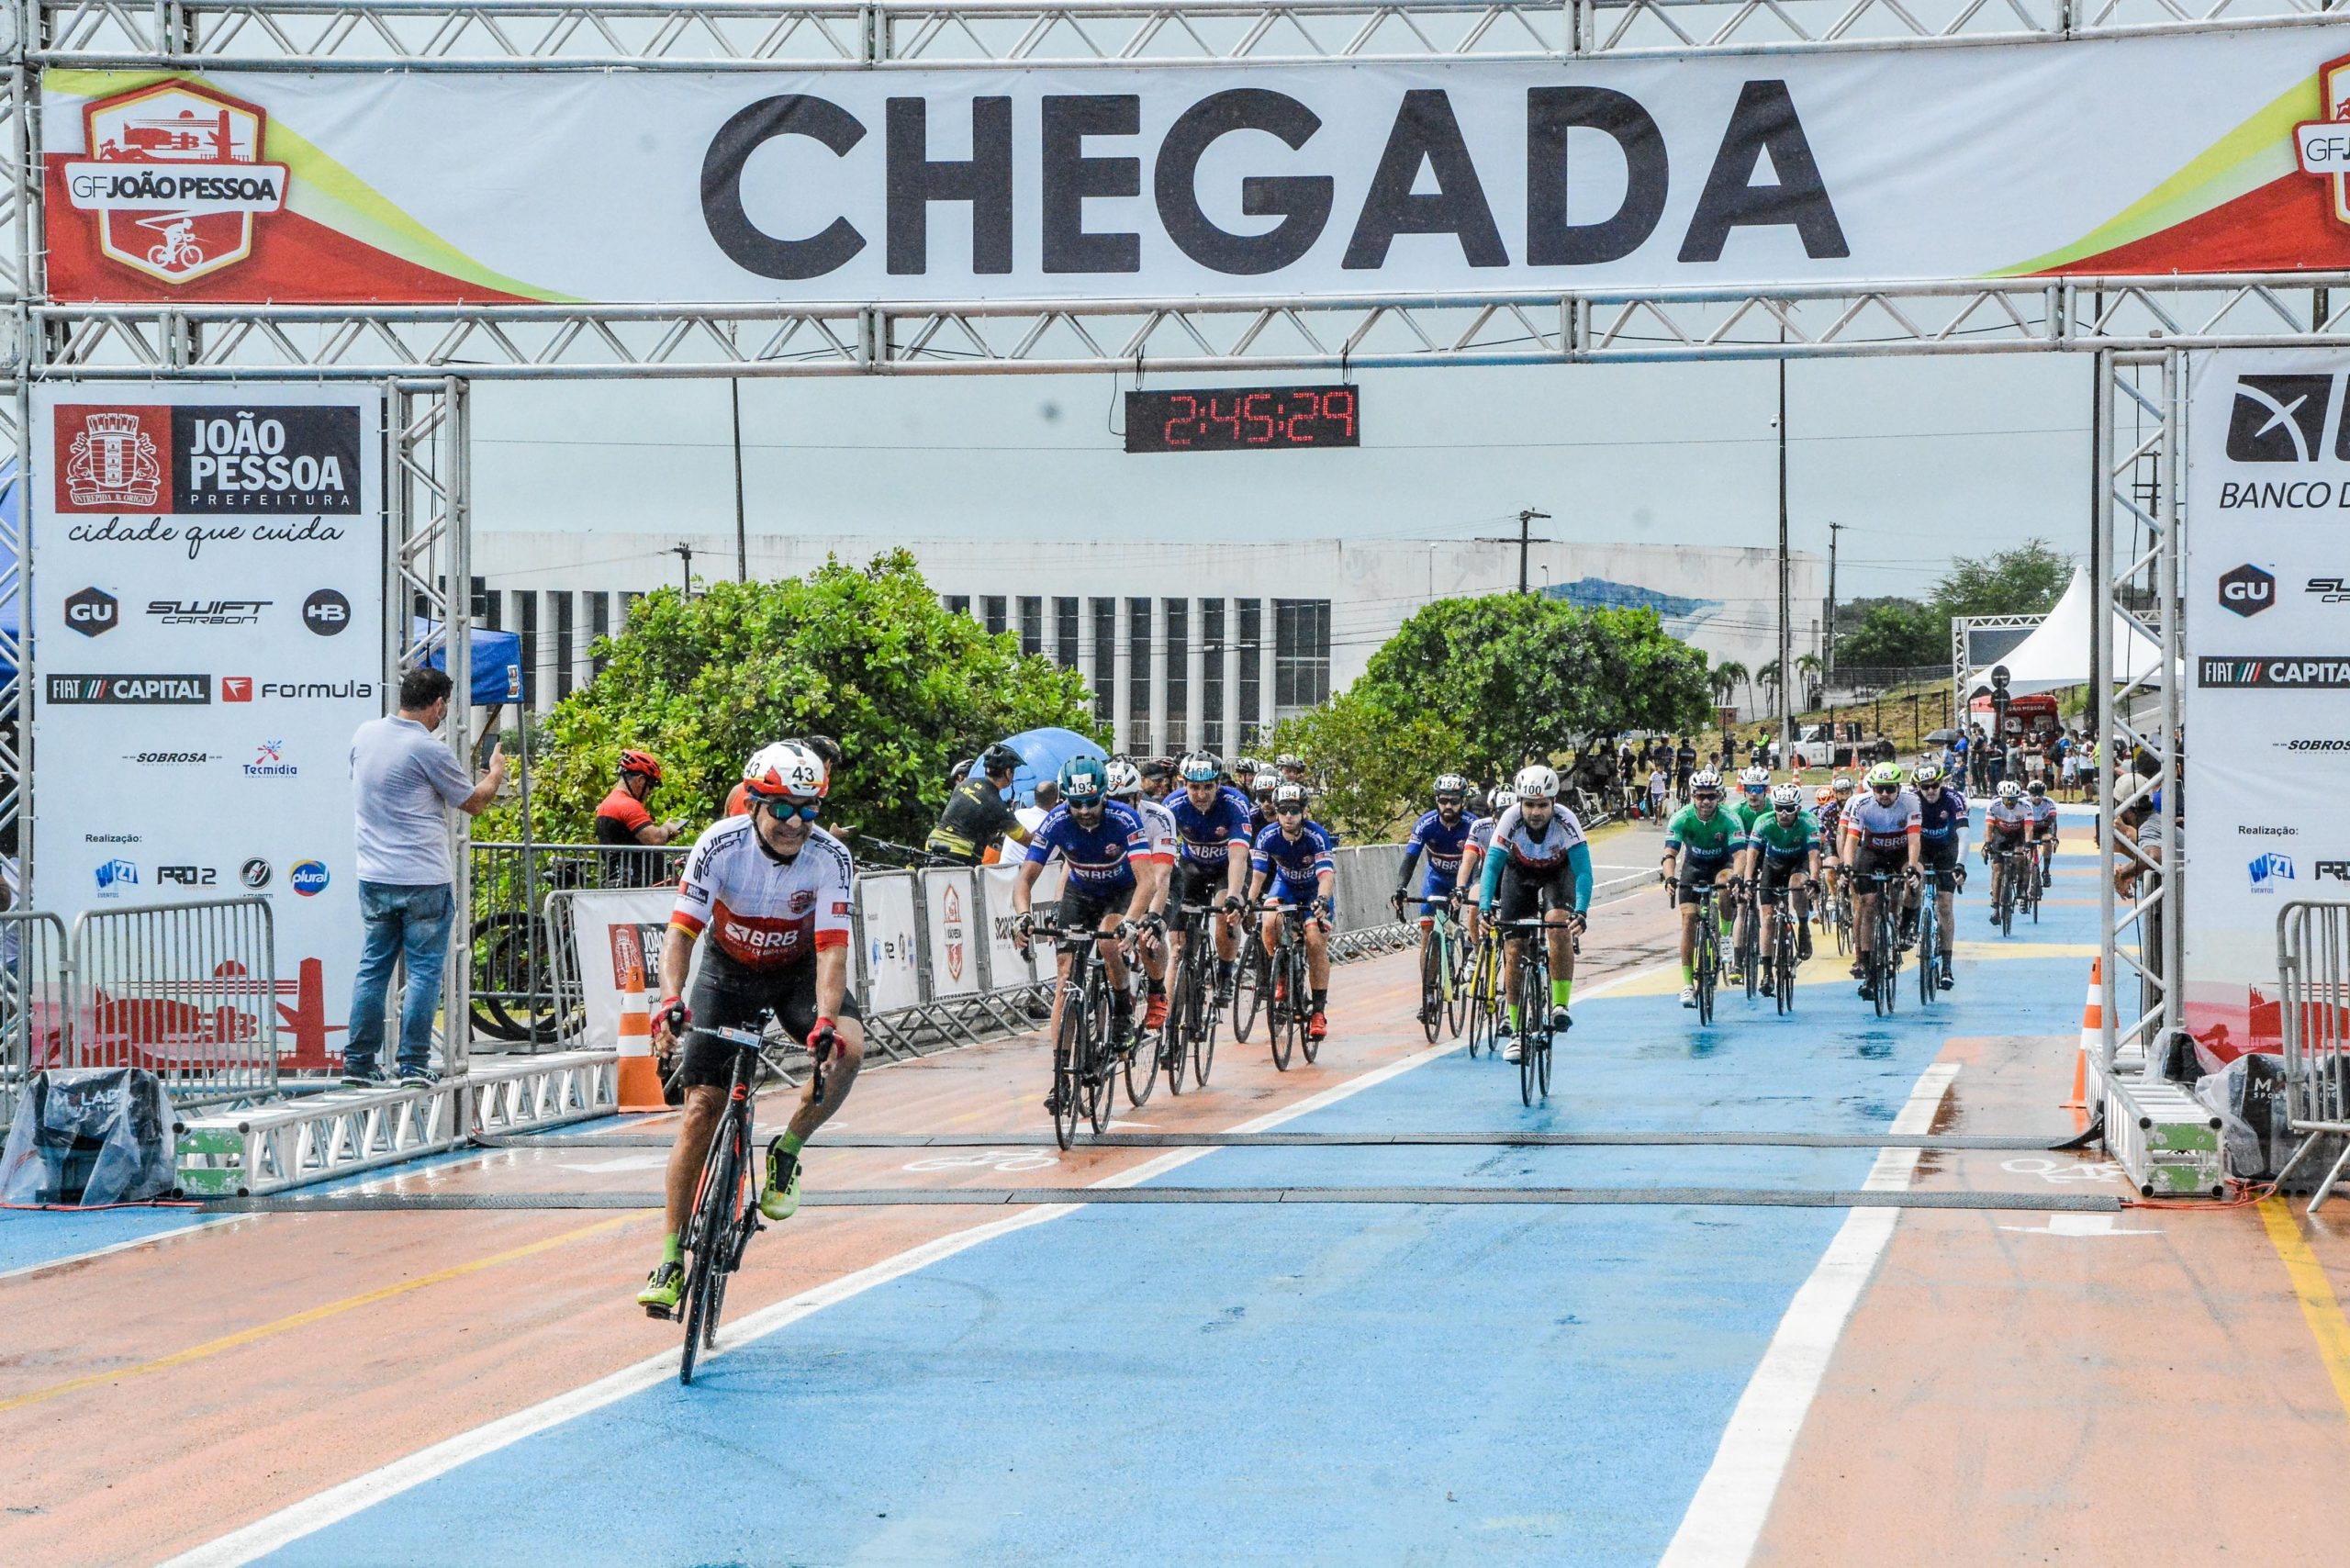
[63,82,288,287]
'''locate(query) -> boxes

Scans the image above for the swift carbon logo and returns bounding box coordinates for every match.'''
[62,82,287,286]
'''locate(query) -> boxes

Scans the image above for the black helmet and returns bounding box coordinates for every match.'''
[979,743,1021,776]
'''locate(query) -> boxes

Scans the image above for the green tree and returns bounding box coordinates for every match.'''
[483,551,1099,846]
[1931,538,2074,622]
[1795,652,1823,708]
[1711,660,1748,712]
[1838,600,1942,668]
[1260,594,1712,834]
[1756,658,1783,712]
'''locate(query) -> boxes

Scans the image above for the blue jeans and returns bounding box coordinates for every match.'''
[347,881,454,1076]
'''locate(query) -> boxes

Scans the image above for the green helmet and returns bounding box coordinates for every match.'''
[1864,762,1905,790]
[1058,755,1109,802]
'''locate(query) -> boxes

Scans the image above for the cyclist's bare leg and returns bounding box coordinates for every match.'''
[1304,918,1331,991]
[1543,909,1573,987]
[1096,917,1130,991]
[1676,901,1698,971]
[1259,911,1282,961]
[663,1084,726,1236]
[780,1017,865,1146]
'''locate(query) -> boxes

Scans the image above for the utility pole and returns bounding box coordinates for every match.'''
[1474,509,1556,596]
[730,380,748,583]
[1777,356,1794,769]
[672,542,696,596]
[1826,521,1843,678]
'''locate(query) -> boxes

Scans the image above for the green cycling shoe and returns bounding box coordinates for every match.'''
[758,1140,801,1223]
[637,1260,684,1318]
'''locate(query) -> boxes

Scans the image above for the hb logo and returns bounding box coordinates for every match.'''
[2227,375,2341,462]
[64,586,118,636]
[2221,564,2276,617]
[302,588,350,636]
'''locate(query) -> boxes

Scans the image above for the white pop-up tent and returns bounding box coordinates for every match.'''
[1964,568,2166,699]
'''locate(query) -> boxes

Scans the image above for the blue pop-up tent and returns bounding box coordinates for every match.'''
[411,618,525,707]
[1002,725,1108,807]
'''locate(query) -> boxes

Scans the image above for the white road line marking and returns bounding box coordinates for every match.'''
[173,949,1675,1568]
[1656,1059,1958,1568]
[0,1215,243,1285]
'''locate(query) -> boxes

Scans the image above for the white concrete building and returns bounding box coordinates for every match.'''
[468,532,1824,753]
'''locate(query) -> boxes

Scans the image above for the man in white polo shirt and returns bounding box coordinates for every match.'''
[346,666,507,1087]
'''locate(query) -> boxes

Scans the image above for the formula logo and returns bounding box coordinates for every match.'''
[62,81,287,287]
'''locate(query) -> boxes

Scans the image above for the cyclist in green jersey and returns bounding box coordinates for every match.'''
[1661,770,1742,1009]
[1724,767,1774,984]
[1742,784,1823,983]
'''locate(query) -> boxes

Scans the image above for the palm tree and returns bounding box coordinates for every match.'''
[1711,660,1748,716]
[1796,652,1823,710]
[1756,658,1784,714]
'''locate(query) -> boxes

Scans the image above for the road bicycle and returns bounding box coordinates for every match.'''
[1161,900,1228,1094]
[1729,875,1762,1003]
[1029,918,1130,1148]
[1915,864,1952,1003]
[1401,890,1469,1044]
[1855,870,1908,1017]
[1823,870,1854,958]
[2024,839,2050,924]
[1258,899,1324,1070]
[1760,879,1800,1015]
[1117,916,1164,1112]
[1987,845,2024,937]
[1462,921,1504,1059]
[1494,918,1565,1105]
[1684,879,1723,1025]
[672,1016,829,1386]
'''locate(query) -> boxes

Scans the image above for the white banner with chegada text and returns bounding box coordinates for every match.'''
[37,28,2350,306]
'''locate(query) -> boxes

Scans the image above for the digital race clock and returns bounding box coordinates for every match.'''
[1125,386,1360,454]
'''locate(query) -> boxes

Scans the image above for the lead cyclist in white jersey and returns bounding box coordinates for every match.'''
[636,741,867,1318]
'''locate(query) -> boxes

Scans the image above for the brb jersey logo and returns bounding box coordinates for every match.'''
[63,82,288,287]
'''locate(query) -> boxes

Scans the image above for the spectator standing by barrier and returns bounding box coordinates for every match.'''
[596,750,687,888]
[925,744,1032,866]
[346,667,507,1087]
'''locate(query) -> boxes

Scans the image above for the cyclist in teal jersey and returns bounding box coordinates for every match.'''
[1743,784,1823,980]
[1661,770,1741,1009]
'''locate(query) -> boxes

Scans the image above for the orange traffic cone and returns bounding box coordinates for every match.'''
[2065,957,2101,1110]
[617,959,666,1112]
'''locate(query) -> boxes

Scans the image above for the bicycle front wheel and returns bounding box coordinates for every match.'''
[1518,958,1544,1106]
[1051,988,1085,1151]
[1444,926,1470,1039]
[678,1118,742,1384]
[1419,933,1442,1045]
[1233,951,1263,1042]
[1087,981,1119,1136]
[1297,947,1321,1065]
[1269,950,1296,1072]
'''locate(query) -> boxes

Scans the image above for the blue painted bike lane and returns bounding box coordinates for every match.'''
[257,890,2096,1568]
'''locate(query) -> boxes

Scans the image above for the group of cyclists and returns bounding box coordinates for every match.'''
[625,725,2069,1317]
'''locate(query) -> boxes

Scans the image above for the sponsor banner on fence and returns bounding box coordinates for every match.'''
[858,871,923,1014]
[567,888,690,1051]
[2181,348,2350,1061]
[37,28,2350,306]
[921,868,981,1000]
[979,864,1037,993]
[28,384,384,1070]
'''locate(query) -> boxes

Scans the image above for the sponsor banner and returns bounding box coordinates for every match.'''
[565,888,695,1051]
[920,868,982,1000]
[979,863,1037,993]
[2182,348,2350,1063]
[36,29,2350,306]
[28,384,385,1070]
[857,871,923,1014]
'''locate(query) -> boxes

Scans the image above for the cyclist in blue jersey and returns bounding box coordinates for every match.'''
[1012,756,1157,1109]
[1165,751,1254,1004]
[1912,763,1968,988]
[1249,781,1337,1042]
[1392,773,1481,1025]
[1476,765,1593,1058]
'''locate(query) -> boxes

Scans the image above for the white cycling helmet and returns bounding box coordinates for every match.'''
[741,740,828,804]
[1998,779,2024,801]
[1740,766,1772,790]
[1691,769,1724,794]
[1251,770,1279,798]
[1104,757,1143,799]
[1770,784,1804,811]
[1514,764,1561,801]
[1488,784,1514,812]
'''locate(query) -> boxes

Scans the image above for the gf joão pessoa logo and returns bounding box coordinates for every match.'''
[62,81,288,287]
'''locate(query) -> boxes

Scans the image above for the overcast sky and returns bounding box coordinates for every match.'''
[469,350,2093,603]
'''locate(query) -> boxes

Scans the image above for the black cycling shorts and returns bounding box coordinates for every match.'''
[1056,879,1136,935]
[676,948,864,1091]
[1175,859,1237,912]
[1920,837,1962,873]
[1850,845,1911,882]
[1674,855,1730,907]
[1756,853,1813,897]
[1495,863,1575,927]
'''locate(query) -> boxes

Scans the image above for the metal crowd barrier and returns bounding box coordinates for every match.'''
[68,896,280,1114]
[469,841,688,1046]
[0,912,73,1130]
[2276,899,2350,1210]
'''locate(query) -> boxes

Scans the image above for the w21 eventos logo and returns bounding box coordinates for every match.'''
[52,402,359,528]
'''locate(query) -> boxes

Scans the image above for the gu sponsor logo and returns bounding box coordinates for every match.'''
[2220,564,2276,617]
[61,81,288,287]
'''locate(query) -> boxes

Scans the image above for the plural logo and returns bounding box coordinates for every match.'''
[2220,564,2277,617]
[63,82,288,286]
[2250,852,2297,892]
[61,409,165,508]
[2297,54,2350,230]
[289,859,329,897]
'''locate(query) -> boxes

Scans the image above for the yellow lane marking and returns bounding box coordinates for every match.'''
[1949,940,2100,961]
[0,1216,628,1416]
[2258,1197,2350,1424]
